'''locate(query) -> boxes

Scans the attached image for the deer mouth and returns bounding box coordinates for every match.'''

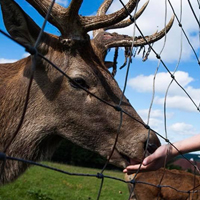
[116,151,142,168]
[126,141,159,165]
[109,149,141,168]
[120,153,139,166]
[110,140,159,168]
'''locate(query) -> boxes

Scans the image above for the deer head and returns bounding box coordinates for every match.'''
[0,0,173,183]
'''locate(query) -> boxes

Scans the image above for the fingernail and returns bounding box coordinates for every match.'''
[143,160,147,165]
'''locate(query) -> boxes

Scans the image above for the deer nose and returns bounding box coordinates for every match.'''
[144,134,161,154]
[144,142,158,154]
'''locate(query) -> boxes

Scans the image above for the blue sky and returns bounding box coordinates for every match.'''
[1,0,200,152]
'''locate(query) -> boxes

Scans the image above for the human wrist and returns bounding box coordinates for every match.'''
[170,142,183,157]
[167,144,179,160]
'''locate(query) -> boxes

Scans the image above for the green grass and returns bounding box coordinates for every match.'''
[0,162,129,200]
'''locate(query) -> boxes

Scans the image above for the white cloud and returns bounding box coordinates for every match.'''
[128,70,200,112]
[154,95,196,112]
[169,122,197,136]
[128,71,194,94]
[137,108,200,144]
[138,108,174,133]
[0,52,31,64]
[22,53,30,58]
[107,0,200,62]
[139,109,174,120]
[138,109,162,132]
[0,58,17,63]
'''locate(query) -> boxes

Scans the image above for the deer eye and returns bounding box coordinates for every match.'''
[70,78,89,90]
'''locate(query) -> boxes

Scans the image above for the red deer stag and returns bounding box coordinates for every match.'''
[126,169,200,200]
[0,0,173,184]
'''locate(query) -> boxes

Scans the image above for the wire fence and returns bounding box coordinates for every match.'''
[1,0,200,199]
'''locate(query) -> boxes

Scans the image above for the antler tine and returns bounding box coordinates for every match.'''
[25,0,85,38]
[97,0,113,16]
[68,0,83,16]
[83,0,140,33]
[93,0,113,38]
[103,15,175,49]
[105,0,149,30]
[25,0,66,31]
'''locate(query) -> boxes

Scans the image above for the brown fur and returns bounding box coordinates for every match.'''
[126,169,200,200]
[0,0,160,184]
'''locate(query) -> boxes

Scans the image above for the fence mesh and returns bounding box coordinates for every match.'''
[1,0,200,199]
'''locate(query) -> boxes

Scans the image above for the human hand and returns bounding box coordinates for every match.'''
[123,144,173,174]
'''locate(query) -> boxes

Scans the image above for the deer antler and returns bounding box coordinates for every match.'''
[25,0,140,40]
[25,0,174,70]
[82,0,139,32]
[105,0,150,31]
[103,15,175,49]
[93,0,113,37]
[93,0,150,37]
[25,0,85,39]
[25,0,66,31]
[67,0,83,16]
[92,15,174,62]
[25,0,174,44]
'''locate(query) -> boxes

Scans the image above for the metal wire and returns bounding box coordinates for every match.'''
[0,153,199,195]
[168,0,200,65]
[1,0,200,199]
[117,0,200,198]
[164,0,183,140]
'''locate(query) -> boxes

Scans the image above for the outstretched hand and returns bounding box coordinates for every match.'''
[123,134,200,174]
[123,144,173,174]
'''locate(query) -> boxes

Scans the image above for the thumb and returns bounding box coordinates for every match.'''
[142,154,155,166]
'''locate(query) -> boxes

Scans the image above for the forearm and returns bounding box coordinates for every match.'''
[171,134,200,157]
[123,134,200,173]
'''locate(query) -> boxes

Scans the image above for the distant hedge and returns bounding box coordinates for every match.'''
[52,140,119,170]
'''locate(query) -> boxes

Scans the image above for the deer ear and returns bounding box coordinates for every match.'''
[1,0,41,46]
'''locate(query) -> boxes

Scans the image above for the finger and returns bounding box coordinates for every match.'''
[123,164,147,173]
[123,169,139,175]
[123,167,138,173]
[142,154,156,166]
[126,164,143,170]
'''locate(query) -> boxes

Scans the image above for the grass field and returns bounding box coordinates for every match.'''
[0,162,130,200]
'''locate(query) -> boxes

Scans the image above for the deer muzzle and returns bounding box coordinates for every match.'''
[144,132,161,155]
